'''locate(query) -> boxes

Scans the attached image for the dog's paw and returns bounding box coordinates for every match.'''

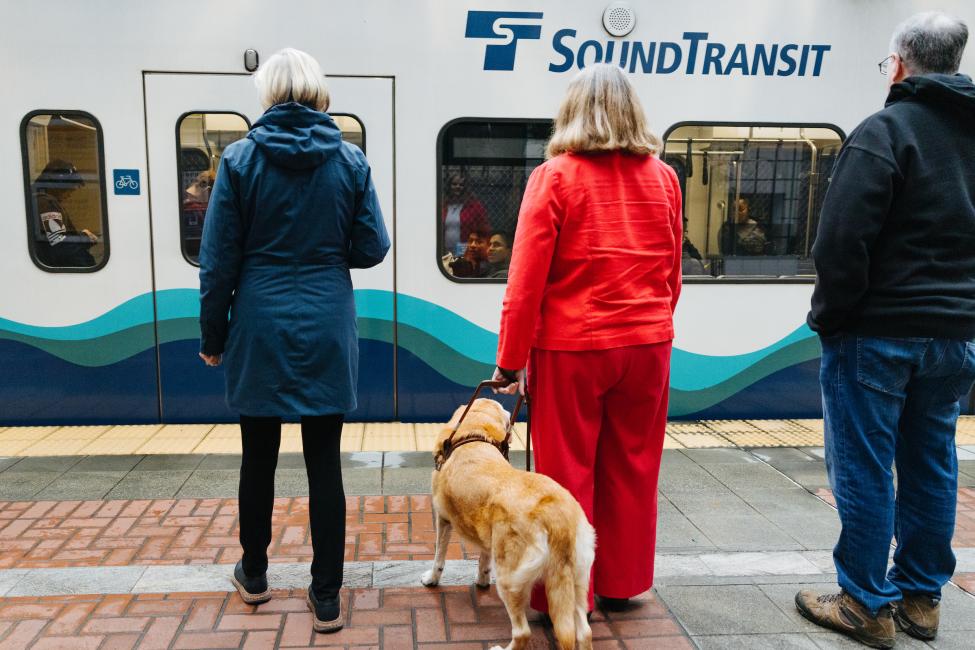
[421,569,441,587]
[488,645,506,650]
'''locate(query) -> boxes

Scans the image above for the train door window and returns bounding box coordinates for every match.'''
[176,112,250,264]
[21,111,109,272]
[662,124,843,279]
[333,114,365,153]
[438,119,552,282]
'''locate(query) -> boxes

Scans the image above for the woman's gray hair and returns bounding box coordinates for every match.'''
[890,12,968,75]
[254,48,330,111]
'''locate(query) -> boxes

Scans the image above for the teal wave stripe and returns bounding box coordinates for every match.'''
[357,291,498,366]
[670,324,816,392]
[0,289,197,342]
[0,294,156,341]
[669,335,822,416]
[0,288,820,408]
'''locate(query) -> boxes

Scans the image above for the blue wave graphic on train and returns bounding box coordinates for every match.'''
[0,289,825,423]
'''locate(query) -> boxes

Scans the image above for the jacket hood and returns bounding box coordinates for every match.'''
[886,73,975,113]
[248,102,342,170]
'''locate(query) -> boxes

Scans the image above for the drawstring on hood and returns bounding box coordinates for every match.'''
[248,102,342,170]
[886,73,975,113]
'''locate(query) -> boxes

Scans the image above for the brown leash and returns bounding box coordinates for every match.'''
[435,379,531,472]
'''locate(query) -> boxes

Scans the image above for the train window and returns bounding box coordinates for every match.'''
[438,119,552,282]
[333,114,365,153]
[662,124,843,279]
[176,112,250,264]
[21,111,109,272]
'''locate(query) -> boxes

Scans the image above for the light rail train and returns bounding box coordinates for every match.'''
[2,0,973,425]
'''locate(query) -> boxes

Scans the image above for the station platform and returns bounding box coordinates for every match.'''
[4,416,975,456]
[0,419,972,648]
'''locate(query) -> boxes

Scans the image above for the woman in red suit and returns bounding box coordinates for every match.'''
[494,63,682,614]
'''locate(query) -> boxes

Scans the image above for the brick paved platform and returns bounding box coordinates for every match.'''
[0,445,972,647]
[0,586,691,649]
[0,496,480,570]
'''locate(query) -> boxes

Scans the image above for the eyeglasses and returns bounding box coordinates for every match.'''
[878,54,894,75]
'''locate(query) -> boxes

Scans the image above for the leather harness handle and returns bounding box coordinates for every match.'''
[442,379,531,472]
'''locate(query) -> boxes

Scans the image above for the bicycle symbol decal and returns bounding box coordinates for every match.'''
[112,169,141,195]
[115,175,139,190]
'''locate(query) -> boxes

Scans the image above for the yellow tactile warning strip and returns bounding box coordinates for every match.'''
[0,417,974,455]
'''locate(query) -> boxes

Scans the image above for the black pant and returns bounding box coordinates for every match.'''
[239,414,345,600]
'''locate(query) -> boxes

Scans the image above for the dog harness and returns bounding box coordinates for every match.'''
[435,379,527,472]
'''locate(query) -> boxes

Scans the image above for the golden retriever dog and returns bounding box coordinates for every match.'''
[421,398,595,650]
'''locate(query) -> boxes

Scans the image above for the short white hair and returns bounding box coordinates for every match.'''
[254,48,330,111]
[890,12,968,75]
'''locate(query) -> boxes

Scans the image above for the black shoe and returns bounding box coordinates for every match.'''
[597,595,630,612]
[307,586,344,633]
[231,560,270,605]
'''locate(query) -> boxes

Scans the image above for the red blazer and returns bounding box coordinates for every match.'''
[497,151,682,370]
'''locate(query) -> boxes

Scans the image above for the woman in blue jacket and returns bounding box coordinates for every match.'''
[198,48,389,632]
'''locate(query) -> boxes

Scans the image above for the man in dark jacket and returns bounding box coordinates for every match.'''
[796,12,974,648]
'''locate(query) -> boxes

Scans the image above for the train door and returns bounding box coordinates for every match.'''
[143,73,394,422]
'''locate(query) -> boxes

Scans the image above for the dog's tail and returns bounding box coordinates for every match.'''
[545,517,595,650]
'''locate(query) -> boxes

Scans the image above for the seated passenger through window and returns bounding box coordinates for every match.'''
[719,197,768,256]
[486,230,513,279]
[448,228,489,278]
[30,160,98,268]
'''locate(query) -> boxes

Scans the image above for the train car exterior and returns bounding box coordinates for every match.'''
[2,0,973,425]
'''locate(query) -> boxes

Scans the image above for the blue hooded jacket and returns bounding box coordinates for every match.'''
[199,102,390,416]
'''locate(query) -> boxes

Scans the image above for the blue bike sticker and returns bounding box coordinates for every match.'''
[112,169,141,195]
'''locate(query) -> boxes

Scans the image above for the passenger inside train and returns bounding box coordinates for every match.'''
[485,230,513,278]
[181,169,215,260]
[441,171,488,258]
[662,125,842,277]
[720,197,770,256]
[29,159,99,269]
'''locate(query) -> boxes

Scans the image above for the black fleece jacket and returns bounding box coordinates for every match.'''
[808,73,975,339]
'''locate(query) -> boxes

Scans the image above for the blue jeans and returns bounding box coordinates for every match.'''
[820,334,975,614]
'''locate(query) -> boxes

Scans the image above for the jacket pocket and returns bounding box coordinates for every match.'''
[855,336,926,396]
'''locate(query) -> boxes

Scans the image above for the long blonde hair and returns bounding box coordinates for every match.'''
[546,64,660,159]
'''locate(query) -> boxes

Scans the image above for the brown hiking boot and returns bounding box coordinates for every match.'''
[893,593,939,640]
[794,590,895,649]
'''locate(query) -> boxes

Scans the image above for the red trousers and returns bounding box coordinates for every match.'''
[527,342,671,612]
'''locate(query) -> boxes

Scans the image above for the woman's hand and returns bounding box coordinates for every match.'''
[492,366,525,396]
[199,352,223,367]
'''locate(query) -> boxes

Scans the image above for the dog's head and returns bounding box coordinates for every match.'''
[433,398,511,467]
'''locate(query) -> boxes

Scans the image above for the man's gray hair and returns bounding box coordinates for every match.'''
[890,12,968,75]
